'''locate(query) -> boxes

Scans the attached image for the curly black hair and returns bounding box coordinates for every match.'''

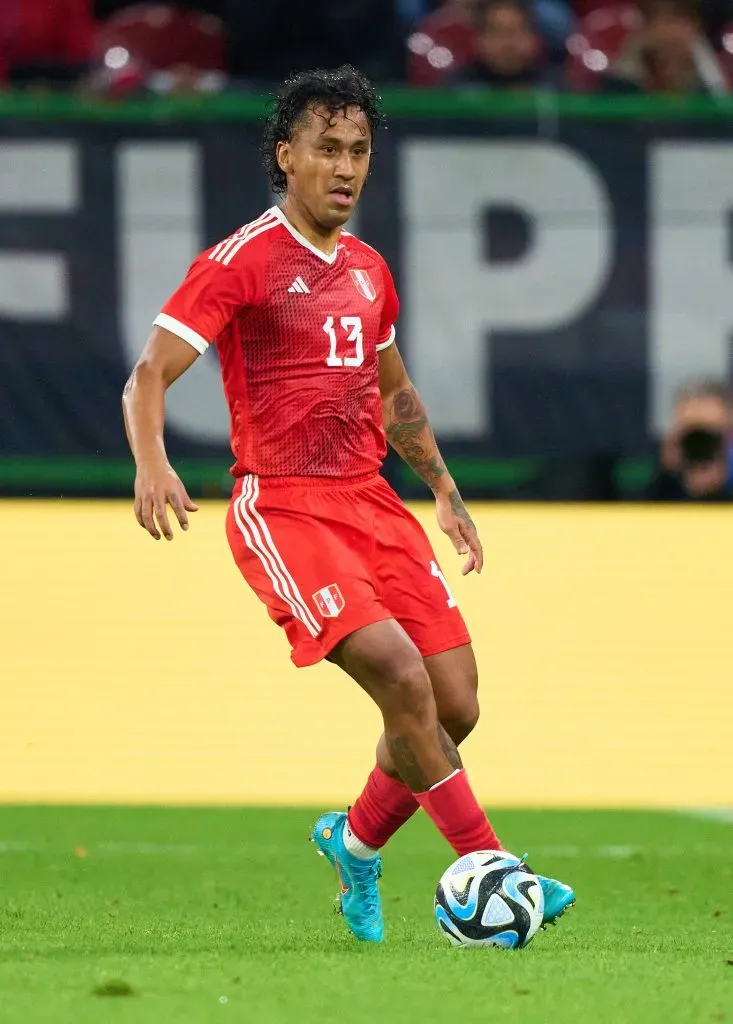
[261,65,385,196]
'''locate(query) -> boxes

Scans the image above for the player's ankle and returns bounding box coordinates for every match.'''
[343,816,379,860]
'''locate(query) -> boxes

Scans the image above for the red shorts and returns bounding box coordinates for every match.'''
[225,473,471,667]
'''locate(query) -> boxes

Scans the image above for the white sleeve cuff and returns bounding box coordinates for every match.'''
[153,313,210,354]
[376,325,396,352]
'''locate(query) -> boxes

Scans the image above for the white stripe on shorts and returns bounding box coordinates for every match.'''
[234,475,321,638]
[245,475,321,635]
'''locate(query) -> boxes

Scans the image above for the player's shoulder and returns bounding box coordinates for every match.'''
[341,230,389,271]
[202,208,281,269]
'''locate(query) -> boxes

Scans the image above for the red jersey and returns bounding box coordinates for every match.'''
[155,206,400,480]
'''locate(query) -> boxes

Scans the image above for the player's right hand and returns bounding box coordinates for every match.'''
[134,462,199,541]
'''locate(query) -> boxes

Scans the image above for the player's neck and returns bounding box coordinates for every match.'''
[278,198,341,257]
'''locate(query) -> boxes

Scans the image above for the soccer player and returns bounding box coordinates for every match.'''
[122,65,574,943]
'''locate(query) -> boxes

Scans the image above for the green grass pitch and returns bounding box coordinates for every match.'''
[0,807,730,1023]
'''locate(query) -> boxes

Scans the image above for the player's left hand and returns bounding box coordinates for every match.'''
[435,488,483,576]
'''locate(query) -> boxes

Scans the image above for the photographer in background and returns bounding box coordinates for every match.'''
[600,0,730,96]
[645,380,733,501]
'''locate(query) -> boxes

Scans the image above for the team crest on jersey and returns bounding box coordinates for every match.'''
[349,269,377,303]
[313,584,345,618]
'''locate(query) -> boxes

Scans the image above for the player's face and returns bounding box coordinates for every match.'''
[280,105,372,229]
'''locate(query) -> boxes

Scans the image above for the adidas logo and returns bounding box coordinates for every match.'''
[288,277,310,294]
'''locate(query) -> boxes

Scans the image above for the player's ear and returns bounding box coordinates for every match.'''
[276,141,293,179]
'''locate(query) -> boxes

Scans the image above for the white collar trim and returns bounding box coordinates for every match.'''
[270,205,340,264]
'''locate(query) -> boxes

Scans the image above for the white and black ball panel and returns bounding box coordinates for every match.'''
[434,851,544,949]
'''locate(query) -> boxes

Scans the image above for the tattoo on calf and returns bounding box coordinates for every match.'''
[385,727,463,793]
[438,725,463,771]
[385,735,431,793]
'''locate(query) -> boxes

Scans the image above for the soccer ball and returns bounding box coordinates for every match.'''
[435,850,544,949]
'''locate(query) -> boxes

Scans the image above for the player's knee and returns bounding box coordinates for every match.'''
[441,696,480,745]
[340,623,435,724]
[435,655,480,743]
[392,659,434,717]
[376,652,435,721]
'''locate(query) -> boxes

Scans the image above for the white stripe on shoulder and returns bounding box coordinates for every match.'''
[209,211,271,262]
[212,211,277,264]
[222,218,278,266]
[209,211,277,264]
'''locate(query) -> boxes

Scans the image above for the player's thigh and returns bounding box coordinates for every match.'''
[328,618,436,719]
[374,502,471,661]
[225,480,389,667]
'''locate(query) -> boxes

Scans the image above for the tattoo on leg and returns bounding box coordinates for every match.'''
[385,735,431,792]
[438,724,463,770]
[385,727,462,792]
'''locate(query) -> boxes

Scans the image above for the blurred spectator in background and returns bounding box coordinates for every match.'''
[408,0,573,82]
[448,0,564,88]
[645,380,733,501]
[89,3,228,98]
[408,0,573,55]
[572,0,733,50]
[93,0,402,84]
[600,0,730,94]
[406,0,476,84]
[0,0,95,88]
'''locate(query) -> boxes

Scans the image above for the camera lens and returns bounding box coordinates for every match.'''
[678,428,725,466]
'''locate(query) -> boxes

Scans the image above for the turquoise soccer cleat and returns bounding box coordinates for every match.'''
[311,811,384,942]
[536,874,576,926]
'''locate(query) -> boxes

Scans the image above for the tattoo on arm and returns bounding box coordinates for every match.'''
[448,488,475,531]
[384,385,448,491]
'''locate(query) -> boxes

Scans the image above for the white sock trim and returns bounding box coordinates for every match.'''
[429,768,463,792]
[343,819,379,859]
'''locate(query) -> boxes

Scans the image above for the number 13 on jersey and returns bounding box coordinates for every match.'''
[323,316,364,368]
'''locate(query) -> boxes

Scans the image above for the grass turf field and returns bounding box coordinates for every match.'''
[0,807,730,1024]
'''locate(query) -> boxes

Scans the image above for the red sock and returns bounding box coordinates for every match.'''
[415,769,501,856]
[347,765,419,849]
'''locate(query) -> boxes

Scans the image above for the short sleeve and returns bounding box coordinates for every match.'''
[153,255,254,354]
[376,260,400,352]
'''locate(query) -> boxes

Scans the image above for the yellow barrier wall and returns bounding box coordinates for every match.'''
[1,500,731,807]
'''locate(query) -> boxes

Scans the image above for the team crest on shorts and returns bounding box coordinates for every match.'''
[313,584,345,618]
[349,269,377,303]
